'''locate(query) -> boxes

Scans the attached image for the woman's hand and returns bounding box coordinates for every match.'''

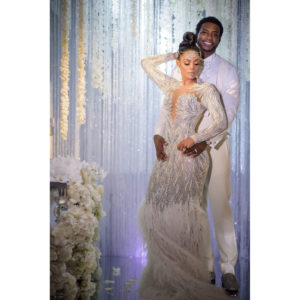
[183,141,207,158]
[177,137,195,151]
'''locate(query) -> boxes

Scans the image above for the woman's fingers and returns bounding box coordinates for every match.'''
[177,142,184,150]
[178,138,196,152]
[177,140,188,150]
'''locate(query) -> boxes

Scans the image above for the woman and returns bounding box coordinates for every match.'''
[138,32,231,300]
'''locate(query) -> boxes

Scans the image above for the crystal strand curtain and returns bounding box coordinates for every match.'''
[51,0,249,276]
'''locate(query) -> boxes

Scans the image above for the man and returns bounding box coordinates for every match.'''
[153,16,240,295]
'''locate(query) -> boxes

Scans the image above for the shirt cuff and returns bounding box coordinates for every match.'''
[207,132,229,148]
[190,135,198,144]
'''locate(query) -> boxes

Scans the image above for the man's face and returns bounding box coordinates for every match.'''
[197,22,221,57]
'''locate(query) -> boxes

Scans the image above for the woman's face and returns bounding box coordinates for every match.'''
[176,50,203,81]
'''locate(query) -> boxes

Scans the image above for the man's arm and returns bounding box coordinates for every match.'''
[184,65,240,156]
[221,66,240,128]
[206,66,240,147]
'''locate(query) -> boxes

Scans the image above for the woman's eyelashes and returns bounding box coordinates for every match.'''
[184,63,200,66]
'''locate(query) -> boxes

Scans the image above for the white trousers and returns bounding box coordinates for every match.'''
[202,138,238,275]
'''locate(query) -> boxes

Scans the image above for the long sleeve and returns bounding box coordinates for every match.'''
[190,83,227,144]
[171,65,182,81]
[142,53,180,136]
[141,53,180,94]
[220,66,240,128]
[197,63,240,147]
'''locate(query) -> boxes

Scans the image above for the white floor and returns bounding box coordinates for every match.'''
[97,256,249,300]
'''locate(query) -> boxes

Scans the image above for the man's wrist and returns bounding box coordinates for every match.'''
[195,141,207,146]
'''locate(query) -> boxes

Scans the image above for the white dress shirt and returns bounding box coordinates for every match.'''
[154,53,240,148]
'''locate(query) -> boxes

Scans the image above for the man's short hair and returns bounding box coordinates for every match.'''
[195,16,224,40]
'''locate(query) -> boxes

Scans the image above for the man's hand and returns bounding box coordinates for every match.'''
[153,135,168,161]
[182,141,207,158]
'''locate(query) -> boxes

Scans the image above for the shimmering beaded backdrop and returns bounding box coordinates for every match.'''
[50,0,249,274]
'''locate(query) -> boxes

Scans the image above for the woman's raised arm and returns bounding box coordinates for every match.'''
[141,53,179,94]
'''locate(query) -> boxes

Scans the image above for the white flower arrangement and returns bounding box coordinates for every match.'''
[60,0,71,140]
[50,157,106,299]
[76,0,87,125]
[91,0,104,92]
[50,156,107,185]
[50,156,83,183]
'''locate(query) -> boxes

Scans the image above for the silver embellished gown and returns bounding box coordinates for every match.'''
[138,53,231,300]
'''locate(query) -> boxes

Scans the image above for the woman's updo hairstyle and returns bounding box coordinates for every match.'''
[177,32,202,60]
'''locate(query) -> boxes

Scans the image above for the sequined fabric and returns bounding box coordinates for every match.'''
[138,54,230,299]
[145,92,210,211]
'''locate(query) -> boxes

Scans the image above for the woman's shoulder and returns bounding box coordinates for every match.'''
[166,81,182,94]
[195,81,215,88]
[193,82,217,93]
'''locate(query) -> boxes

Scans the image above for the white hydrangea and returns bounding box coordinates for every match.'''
[51,157,106,299]
[50,156,83,183]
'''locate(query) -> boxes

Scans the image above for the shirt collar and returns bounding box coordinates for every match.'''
[203,52,217,67]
